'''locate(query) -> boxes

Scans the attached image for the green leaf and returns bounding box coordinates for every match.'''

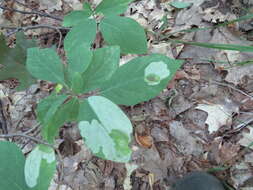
[82,46,120,92]
[64,19,97,53]
[0,141,29,190]
[36,93,68,125]
[66,43,93,74]
[42,97,79,143]
[63,10,91,27]
[69,72,84,93]
[83,2,93,15]
[100,16,147,54]
[26,47,65,84]
[14,32,37,54]
[170,1,192,9]
[0,32,37,90]
[95,0,133,16]
[25,145,56,190]
[78,96,132,162]
[101,54,183,105]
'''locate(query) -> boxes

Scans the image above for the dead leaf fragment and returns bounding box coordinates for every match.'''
[64,0,83,10]
[135,133,153,148]
[39,0,62,12]
[169,121,203,156]
[239,127,253,150]
[196,102,234,133]
[231,162,253,189]
[132,147,184,182]
[225,64,253,85]
[124,163,138,190]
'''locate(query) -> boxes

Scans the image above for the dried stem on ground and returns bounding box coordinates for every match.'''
[0,4,63,21]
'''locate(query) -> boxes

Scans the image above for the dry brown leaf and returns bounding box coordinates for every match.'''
[169,121,203,156]
[132,146,184,182]
[219,142,240,163]
[225,64,253,85]
[135,133,153,148]
[149,42,174,58]
[167,70,188,89]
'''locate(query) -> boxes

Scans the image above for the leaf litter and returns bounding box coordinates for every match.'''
[0,0,253,189]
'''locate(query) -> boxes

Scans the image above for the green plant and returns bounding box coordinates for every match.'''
[0,1,182,189]
[26,44,182,161]
[63,0,147,54]
[0,32,37,90]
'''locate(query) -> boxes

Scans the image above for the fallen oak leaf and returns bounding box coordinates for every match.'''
[196,99,238,133]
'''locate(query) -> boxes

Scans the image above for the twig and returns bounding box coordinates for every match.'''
[23,122,41,135]
[1,24,69,36]
[55,148,65,182]
[211,80,253,100]
[0,4,63,21]
[20,123,41,150]
[0,24,69,50]
[0,133,54,148]
[0,99,8,134]
[0,24,69,31]
[231,117,253,132]
[8,0,27,8]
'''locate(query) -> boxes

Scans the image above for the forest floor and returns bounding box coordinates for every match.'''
[0,0,253,189]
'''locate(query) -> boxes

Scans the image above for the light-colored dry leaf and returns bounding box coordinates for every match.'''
[39,0,62,12]
[203,6,236,23]
[124,163,138,190]
[239,127,253,150]
[64,0,83,10]
[149,42,174,58]
[119,54,138,66]
[195,99,237,133]
[231,162,253,189]
[225,64,253,85]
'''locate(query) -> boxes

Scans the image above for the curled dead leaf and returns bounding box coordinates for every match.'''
[135,133,153,148]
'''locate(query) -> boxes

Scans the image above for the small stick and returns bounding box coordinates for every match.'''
[0,24,69,31]
[0,24,69,50]
[23,123,41,135]
[212,80,253,100]
[0,99,8,134]
[0,133,54,148]
[0,4,63,21]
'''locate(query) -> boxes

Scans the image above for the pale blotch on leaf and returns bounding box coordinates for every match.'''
[25,146,55,188]
[144,61,170,85]
[41,150,55,164]
[25,147,41,188]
